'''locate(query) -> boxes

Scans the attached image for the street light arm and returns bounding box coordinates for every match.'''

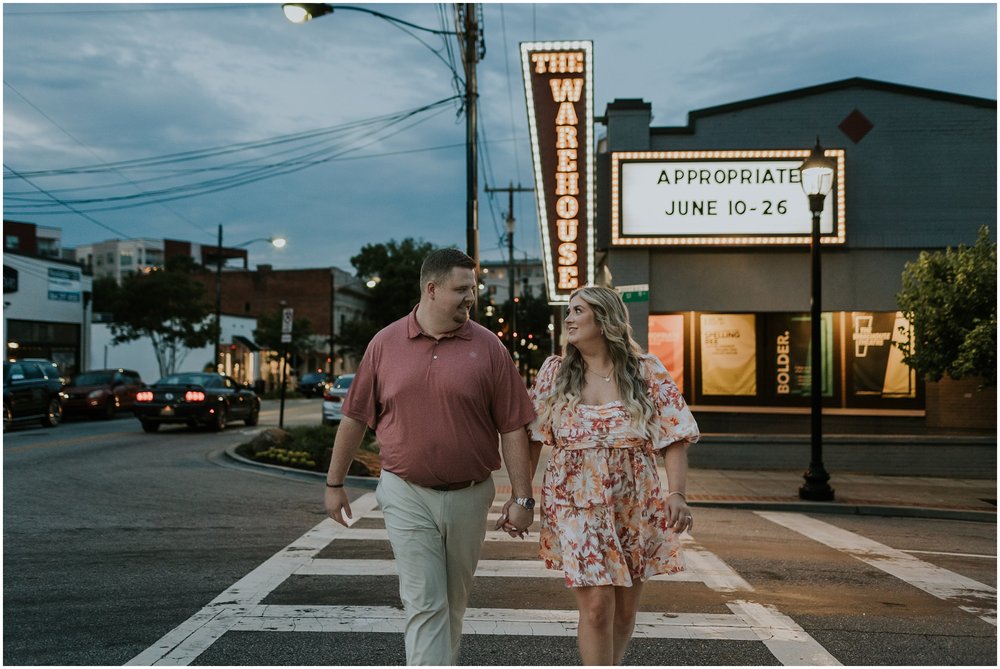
[233,236,287,249]
[283,3,458,35]
[282,3,464,85]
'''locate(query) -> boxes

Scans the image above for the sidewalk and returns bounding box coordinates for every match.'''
[490,444,997,523]
[227,443,997,523]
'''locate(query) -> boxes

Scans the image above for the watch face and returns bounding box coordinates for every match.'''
[518,497,536,510]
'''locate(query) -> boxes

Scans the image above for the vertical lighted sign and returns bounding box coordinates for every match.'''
[521,41,594,304]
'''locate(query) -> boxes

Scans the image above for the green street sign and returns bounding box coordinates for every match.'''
[621,290,649,303]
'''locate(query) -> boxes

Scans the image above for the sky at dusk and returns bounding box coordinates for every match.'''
[3,2,996,273]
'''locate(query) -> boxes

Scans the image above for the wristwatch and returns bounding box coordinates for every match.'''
[514,496,536,510]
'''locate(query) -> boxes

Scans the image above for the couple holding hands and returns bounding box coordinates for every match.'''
[325,248,698,666]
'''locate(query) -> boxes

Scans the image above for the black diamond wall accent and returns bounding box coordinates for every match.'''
[839,109,874,144]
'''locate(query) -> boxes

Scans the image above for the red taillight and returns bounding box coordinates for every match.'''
[185,391,205,402]
[136,391,153,402]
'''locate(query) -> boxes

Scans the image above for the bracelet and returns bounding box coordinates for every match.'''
[326,482,344,488]
[667,491,687,501]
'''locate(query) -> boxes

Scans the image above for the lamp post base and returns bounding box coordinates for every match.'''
[799,469,835,501]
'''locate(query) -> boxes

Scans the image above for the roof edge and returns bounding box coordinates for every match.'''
[650,77,997,136]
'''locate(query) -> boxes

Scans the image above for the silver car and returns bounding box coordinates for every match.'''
[321,374,355,425]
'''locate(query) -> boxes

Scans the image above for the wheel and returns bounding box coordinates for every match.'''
[212,404,228,432]
[41,398,62,428]
[140,420,160,433]
[3,404,12,432]
[244,401,260,426]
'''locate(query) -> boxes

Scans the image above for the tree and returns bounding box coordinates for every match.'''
[107,255,216,378]
[335,238,437,357]
[896,226,996,385]
[351,238,437,328]
[91,275,120,314]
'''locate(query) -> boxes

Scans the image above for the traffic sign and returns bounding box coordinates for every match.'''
[617,283,649,303]
[281,308,294,334]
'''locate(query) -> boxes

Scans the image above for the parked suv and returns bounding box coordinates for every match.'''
[61,368,145,420]
[297,371,329,398]
[3,359,64,430]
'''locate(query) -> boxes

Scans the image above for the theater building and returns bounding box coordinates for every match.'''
[592,78,995,416]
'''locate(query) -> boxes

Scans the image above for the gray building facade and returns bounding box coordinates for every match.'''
[597,78,996,413]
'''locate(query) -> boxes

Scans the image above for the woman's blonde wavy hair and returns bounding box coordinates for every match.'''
[538,286,657,440]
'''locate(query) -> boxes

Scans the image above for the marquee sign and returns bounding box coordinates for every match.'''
[611,149,846,246]
[521,40,594,304]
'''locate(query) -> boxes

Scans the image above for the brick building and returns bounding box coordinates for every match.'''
[199,265,369,383]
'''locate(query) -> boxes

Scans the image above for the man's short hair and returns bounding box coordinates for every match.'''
[420,248,477,289]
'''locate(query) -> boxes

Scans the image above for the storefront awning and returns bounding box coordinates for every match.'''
[232,335,260,351]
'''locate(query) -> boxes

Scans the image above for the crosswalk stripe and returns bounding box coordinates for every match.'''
[756,511,997,626]
[296,557,703,581]
[728,600,841,665]
[228,604,763,641]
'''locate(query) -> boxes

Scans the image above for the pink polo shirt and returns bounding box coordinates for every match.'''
[342,307,535,487]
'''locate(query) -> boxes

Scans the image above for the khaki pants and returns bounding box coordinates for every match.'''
[376,470,495,666]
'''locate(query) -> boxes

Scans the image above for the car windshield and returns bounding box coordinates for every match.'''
[333,375,354,390]
[71,371,114,386]
[156,373,217,386]
[302,373,325,383]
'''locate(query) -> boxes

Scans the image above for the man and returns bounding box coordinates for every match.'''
[324,248,536,665]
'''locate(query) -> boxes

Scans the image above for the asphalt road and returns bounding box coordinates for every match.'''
[3,399,996,666]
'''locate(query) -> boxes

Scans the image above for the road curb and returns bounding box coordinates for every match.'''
[223,446,379,490]
[687,499,996,523]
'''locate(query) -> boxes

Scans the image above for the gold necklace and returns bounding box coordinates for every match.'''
[586,367,614,383]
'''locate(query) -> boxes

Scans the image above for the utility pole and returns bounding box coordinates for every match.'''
[458,3,483,317]
[214,224,223,373]
[485,182,533,359]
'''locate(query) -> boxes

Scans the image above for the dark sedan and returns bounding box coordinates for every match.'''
[3,359,64,431]
[133,372,260,433]
[61,368,145,420]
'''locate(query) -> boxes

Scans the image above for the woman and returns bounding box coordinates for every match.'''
[501,286,699,665]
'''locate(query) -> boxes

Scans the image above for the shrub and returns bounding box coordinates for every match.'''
[896,226,997,386]
[237,423,379,474]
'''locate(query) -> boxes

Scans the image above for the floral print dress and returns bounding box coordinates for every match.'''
[528,354,699,587]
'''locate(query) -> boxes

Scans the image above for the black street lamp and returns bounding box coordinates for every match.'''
[213,224,286,372]
[282,3,483,284]
[798,138,836,502]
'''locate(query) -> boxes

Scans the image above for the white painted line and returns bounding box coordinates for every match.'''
[728,600,841,665]
[757,511,997,627]
[227,604,762,641]
[296,558,702,581]
[685,549,755,592]
[903,549,997,560]
[126,493,380,666]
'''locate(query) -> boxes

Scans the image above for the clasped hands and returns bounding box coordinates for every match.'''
[495,498,534,539]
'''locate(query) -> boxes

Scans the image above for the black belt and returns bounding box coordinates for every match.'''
[428,478,488,492]
[386,469,488,492]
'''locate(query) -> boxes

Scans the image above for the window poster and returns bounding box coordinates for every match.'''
[648,314,685,394]
[765,313,834,399]
[699,314,756,396]
[850,312,917,399]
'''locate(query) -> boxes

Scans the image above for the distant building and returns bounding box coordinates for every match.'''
[479,258,545,305]
[201,265,370,381]
[4,250,93,378]
[71,237,248,284]
[3,220,64,260]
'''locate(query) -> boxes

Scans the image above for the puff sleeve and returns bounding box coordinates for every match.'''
[643,354,700,450]
[527,355,562,445]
